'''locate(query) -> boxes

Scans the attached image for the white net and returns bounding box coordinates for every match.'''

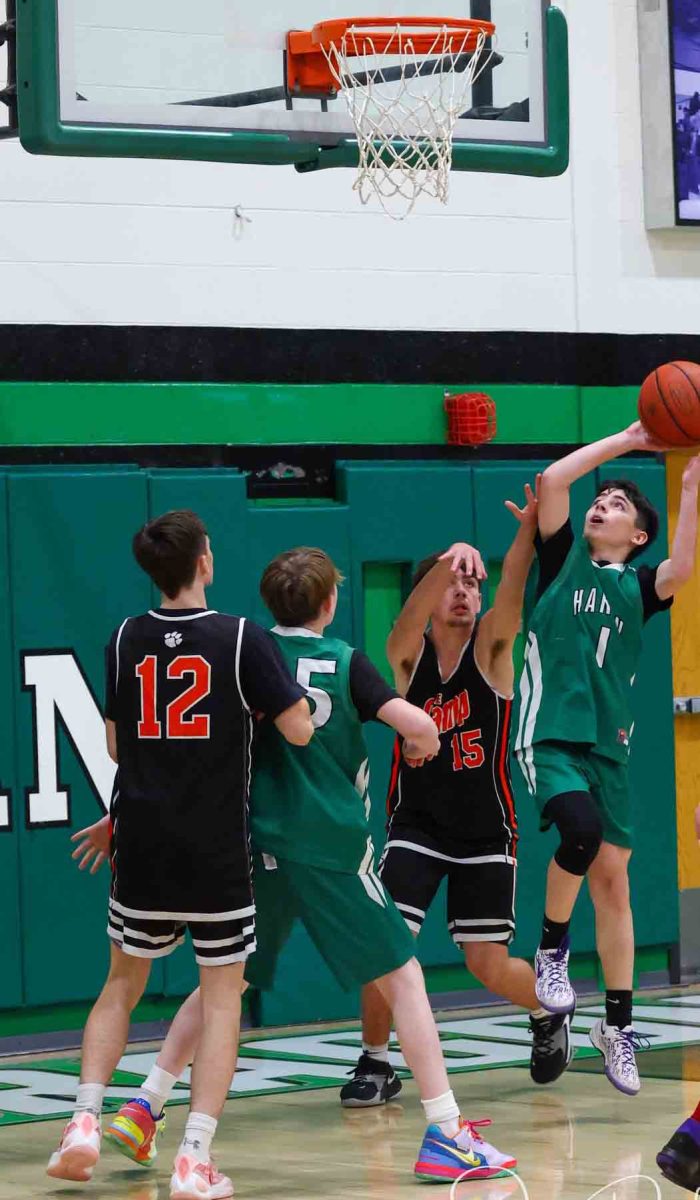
[321,22,494,219]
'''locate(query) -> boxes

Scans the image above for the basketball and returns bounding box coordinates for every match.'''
[638,361,700,446]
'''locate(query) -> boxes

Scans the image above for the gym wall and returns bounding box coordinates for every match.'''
[0,453,678,1026]
[1,0,700,334]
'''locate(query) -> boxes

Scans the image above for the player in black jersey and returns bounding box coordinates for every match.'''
[47,510,312,1200]
[341,479,573,1107]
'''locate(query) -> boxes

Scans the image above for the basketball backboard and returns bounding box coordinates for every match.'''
[16,1,568,177]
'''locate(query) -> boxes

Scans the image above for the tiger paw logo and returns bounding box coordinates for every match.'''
[165,631,183,649]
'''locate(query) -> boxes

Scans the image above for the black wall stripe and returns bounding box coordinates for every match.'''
[1,327,700,386]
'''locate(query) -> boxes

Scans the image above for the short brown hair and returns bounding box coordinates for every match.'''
[412,551,482,593]
[594,480,659,562]
[133,510,208,600]
[260,547,343,626]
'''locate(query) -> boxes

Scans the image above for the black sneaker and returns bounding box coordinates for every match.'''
[657,1121,700,1194]
[339,1053,403,1108]
[529,1009,573,1085]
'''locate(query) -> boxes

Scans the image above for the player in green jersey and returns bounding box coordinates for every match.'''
[73,546,517,1184]
[514,422,700,1096]
[246,547,516,1183]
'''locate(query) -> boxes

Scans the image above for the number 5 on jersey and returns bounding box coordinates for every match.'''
[136,655,211,739]
[296,658,336,729]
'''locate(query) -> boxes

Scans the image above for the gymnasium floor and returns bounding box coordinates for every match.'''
[2,988,699,1199]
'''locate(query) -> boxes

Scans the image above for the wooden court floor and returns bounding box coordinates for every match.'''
[2,989,699,1200]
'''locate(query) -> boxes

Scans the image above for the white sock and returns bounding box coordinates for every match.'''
[422,1089,461,1139]
[363,1042,389,1064]
[74,1083,106,1118]
[138,1065,178,1119]
[178,1112,217,1164]
[530,1007,549,1021]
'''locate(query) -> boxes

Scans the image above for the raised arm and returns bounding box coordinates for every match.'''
[655,454,700,600]
[387,541,486,693]
[538,422,673,539]
[475,480,539,695]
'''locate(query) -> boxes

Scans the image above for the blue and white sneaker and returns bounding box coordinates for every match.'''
[589,1019,645,1096]
[414,1118,517,1183]
[534,935,576,1015]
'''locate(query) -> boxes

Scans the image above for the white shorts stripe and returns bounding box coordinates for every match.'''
[395,902,426,919]
[360,873,387,908]
[191,926,255,950]
[109,900,255,923]
[383,840,516,867]
[452,931,512,944]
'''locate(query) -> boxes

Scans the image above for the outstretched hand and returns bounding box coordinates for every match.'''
[71,816,110,874]
[624,420,677,454]
[439,542,487,581]
[504,475,541,529]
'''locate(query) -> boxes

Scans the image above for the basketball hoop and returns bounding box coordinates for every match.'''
[444,392,497,447]
[287,17,496,218]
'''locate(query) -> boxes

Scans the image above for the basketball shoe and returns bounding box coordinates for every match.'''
[170,1154,234,1200]
[534,935,576,1014]
[46,1111,101,1181]
[589,1018,644,1095]
[340,1052,403,1107]
[529,1008,573,1084]
[105,1098,166,1166]
[657,1110,700,1194]
[414,1118,517,1182]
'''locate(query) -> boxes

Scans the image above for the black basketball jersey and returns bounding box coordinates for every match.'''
[386,629,517,845]
[105,608,304,915]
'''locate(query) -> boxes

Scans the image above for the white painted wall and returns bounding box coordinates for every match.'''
[0,0,698,332]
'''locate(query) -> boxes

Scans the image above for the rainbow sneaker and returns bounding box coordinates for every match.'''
[414,1118,517,1183]
[46,1112,101,1181]
[105,1098,166,1166]
[170,1154,234,1199]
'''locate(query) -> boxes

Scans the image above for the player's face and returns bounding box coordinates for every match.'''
[434,569,482,628]
[584,490,647,557]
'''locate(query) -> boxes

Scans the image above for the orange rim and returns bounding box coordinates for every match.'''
[286,15,495,97]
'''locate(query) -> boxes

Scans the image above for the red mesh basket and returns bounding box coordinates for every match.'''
[444,392,497,447]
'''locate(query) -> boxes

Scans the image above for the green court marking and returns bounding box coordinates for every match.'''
[0,998,697,1127]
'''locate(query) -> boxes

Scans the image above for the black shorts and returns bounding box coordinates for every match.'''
[108,896,256,968]
[378,826,517,947]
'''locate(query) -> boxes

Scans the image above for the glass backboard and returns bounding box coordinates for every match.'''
[16,0,568,177]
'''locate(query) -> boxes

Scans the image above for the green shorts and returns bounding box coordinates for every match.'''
[245,854,416,993]
[515,741,632,849]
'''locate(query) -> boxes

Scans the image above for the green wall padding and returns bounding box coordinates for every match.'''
[0,476,22,1009]
[0,460,678,1027]
[0,382,585,447]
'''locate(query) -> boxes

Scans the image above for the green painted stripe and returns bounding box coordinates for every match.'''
[0,383,581,447]
[581,387,638,442]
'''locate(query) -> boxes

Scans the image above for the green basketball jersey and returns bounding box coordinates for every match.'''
[250,628,375,874]
[515,537,645,764]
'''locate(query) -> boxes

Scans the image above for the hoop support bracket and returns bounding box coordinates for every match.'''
[0,0,18,140]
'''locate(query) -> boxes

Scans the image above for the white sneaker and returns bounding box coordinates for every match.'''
[170,1154,234,1199]
[46,1111,101,1181]
[534,936,576,1014]
[589,1018,642,1096]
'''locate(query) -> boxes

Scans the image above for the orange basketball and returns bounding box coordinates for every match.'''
[638,361,700,447]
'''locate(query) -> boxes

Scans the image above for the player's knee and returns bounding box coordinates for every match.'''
[590,864,631,911]
[464,943,506,992]
[546,791,603,877]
